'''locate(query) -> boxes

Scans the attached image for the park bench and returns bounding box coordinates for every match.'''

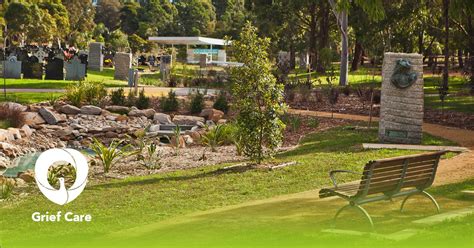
[319,151,446,229]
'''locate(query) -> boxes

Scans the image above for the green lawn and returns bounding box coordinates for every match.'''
[0,126,461,248]
[0,92,63,104]
[2,68,127,89]
[425,95,474,114]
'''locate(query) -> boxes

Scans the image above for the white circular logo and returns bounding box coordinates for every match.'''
[34,148,89,205]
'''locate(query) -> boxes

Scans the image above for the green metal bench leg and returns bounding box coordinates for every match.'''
[333,203,375,230]
[400,191,441,214]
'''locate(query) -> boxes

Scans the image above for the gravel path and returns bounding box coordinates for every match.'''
[289,109,474,186]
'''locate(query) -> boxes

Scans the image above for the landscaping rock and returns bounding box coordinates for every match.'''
[7,128,21,140]
[0,142,20,157]
[0,129,14,142]
[18,169,35,183]
[39,107,61,125]
[183,135,194,145]
[173,115,205,125]
[20,125,33,137]
[57,128,73,138]
[116,115,128,122]
[200,108,224,122]
[105,131,119,138]
[148,124,161,133]
[153,113,172,124]
[59,104,81,115]
[80,105,103,115]
[0,156,11,171]
[2,102,27,112]
[128,108,156,118]
[105,105,130,114]
[20,112,46,125]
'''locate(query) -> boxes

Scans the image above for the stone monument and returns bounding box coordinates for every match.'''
[379,53,424,144]
[160,55,172,82]
[88,42,103,71]
[4,56,22,79]
[114,52,132,81]
[45,57,64,80]
[65,56,86,80]
[22,56,43,79]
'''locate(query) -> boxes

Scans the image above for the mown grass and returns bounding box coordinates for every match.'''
[0,125,458,247]
[425,95,474,114]
[0,92,64,104]
[3,68,127,89]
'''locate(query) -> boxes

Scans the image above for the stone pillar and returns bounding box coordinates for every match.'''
[114,52,132,81]
[88,42,103,71]
[187,49,194,63]
[379,53,424,144]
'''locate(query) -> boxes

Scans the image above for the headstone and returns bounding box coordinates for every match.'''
[65,56,86,80]
[45,57,64,80]
[160,55,172,82]
[217,50,227,62]
[88,42,103,71]
[33,48,48,63]
[22,56,43,79]
[114,52,132,81]
[3,56,22,79]
[379,53,424,144]
[199,54,207,68]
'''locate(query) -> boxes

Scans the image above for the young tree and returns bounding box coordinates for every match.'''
[230,23,287,164]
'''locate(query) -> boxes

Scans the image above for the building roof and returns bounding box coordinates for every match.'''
[148,37,230,46]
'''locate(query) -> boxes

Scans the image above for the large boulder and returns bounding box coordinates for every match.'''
[173,115,205,125]
[80,105,103,115]
[153,113,172,124]
[128,108,156,118]
[39,107,61,125]
[200,108,224,123]
[1,102,27,112]
[105,105,130,114]
[59,104,81,115]
[20,112,46,125]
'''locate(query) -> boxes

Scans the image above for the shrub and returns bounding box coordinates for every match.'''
[140,143,161,169]
[136,88,150,109]
[201,125,226,152]
[213,91,229,113]
[65,81,107,106]
[126,88,137,107]
[341,85,352,96]
[0,105,25,128]
[161,90,179,112]
[282,114,302,132]
[90,138,133,173]
[189,90,204,114]
[0,179,14,200]
[110,88,126,106]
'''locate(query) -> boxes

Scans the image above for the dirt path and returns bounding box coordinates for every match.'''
[289,109,474,186]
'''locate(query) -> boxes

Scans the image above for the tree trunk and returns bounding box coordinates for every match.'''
[418,30,424,54]
[308,3,318,71]
[442,0,449,91]
[458,50,464,69]
[351,41,363,71]
[316,1,330,73]
[289,45,296,70]
[339,10,349,86]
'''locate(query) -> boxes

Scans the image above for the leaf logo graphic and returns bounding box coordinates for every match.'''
[34,149,89,205]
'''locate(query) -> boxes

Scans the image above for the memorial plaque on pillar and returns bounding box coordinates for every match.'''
[65,56,86,81]
[88,42,104,71]
[23,56,43,79]
[45,57,64,80]
[4,56,22,79]
[379,53,424,144]
[114,52,132,81]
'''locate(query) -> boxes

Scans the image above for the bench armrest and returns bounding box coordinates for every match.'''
[329,170,361,188]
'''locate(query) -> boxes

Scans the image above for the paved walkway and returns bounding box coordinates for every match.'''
[289,109,474,186]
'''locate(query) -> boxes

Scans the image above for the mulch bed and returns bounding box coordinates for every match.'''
[288,94,473,130]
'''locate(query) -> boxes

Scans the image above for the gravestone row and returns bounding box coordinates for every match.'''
[1,55,86,80]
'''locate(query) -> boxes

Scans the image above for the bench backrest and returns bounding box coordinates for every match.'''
[356,151,445,197]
